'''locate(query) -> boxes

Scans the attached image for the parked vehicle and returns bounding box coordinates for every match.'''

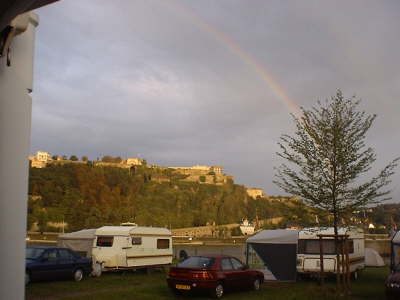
[25,247,92,284]
[167,255,264,298]
[92,226,172,270]
[386,264,400,300]
[297,227,365,278]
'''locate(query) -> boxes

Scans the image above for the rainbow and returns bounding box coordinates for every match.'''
[171,1,302,117]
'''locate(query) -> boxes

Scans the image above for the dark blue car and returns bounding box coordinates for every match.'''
[26,247,92,284]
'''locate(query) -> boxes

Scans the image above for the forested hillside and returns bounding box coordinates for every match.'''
[27,164,239,231]
[28,163,400,233]
[28,164,323,232]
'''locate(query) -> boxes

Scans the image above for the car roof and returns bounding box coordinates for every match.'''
[26,246,69,250]
[188,254,235,259]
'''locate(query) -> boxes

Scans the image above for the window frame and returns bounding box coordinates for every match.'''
[156,238,170,249]
[43,249,58,261]
[132,237,142,245]
[298,239,355,255]
[230,257,244,270]
[221,258,234,271]
[58,248,74,259]
[96,236,114,247]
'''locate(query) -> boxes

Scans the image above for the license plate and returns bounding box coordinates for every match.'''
[176,284,191,290]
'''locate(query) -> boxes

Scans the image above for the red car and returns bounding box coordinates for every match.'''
[167,255,264,298]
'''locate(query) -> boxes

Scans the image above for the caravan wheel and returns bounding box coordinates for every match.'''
[91,262,102,277]
[352,270,359,280]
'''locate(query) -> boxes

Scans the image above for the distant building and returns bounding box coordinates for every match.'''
[210,166,223,174]
[169,165,224,174]
[29,151,51,168]
[189,165,210,171]
[170,165,208,171]
[246,188,263,199]
[36,151,51,162]
[126,157,142,166]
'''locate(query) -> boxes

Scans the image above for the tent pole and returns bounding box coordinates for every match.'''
[246,243,249,265]
[319,235,324,285]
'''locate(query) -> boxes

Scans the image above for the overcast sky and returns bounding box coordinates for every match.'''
[31,0,400,201]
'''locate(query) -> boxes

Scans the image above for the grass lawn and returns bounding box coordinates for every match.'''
[26,267,389,300]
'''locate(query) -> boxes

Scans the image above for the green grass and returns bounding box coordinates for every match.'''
[26,267,389,300]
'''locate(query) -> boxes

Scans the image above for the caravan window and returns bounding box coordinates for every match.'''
[97,236,114,247]
[157,239,170,249]
[298,239,354,254]
[298,239,335,254]
[132,237,142,245]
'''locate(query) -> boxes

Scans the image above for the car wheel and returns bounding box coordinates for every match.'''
[25,271,30,285]
[73,269,84,282]
[212,283,224,299]
[253,278,261,291]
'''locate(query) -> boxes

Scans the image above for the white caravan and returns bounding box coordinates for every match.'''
[297,227,365,278]
[92,226,173,270]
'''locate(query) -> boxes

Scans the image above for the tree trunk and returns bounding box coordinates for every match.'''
[333,212,341,294]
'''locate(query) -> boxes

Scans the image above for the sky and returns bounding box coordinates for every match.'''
[31,0,400,201]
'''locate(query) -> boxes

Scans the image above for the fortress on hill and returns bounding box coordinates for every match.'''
[28,151,297,203]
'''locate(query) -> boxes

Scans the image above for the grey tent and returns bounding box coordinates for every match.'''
[246,229,299,281]
[57,229,96,257]
[365,248,385,267]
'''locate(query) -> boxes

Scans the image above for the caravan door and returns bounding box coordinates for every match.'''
[126,236,145,267]
[93,236,128,268]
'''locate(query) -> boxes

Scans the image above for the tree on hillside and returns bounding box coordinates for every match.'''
[101,155,122,163]
[101,155,113,163]
[274,90,398,292]
[70,155,78,161]
[82,156,88,162]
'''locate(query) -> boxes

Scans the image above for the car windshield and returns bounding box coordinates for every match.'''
[177,256,214,269]
[26,248,46,259]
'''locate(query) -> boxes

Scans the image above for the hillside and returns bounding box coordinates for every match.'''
[28,163,324,232]
[28,164,242,231]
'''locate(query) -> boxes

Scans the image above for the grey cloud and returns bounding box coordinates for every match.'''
[31,0,400,201]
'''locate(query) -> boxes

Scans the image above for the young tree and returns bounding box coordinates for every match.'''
[274,90,398,290]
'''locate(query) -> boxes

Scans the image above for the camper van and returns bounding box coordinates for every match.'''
[297,227,365,278]
[92,226,173,270]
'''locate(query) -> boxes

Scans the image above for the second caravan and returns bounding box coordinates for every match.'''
[92,226,173,270]
[297,227,365,278]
